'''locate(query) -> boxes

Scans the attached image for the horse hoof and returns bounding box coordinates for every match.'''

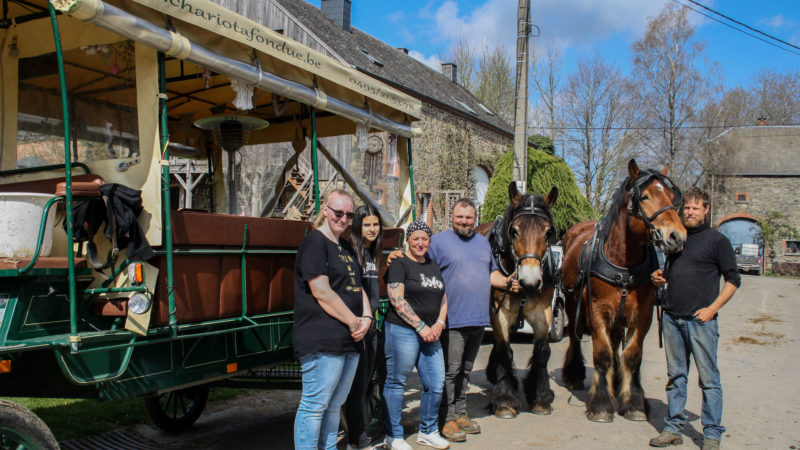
[624,410,647,421]
[531,405,552,415]
[587,411,614,423]
[494,405,518,419]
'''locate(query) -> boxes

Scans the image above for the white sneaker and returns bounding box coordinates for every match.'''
[417,431,450,449]
[385,436,412,450]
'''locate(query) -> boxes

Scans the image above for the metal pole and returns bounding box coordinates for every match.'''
[311,108,320,215]
[513,0,531,192]
[157,53,177,335]
[408,138,416,221]
[49,4,79,352]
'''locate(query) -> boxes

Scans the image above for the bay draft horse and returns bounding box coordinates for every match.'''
[475,182,558,418]
[560,160,686,423]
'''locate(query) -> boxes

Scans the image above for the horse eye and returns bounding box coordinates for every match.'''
[510,227,519,239]
[640,194,649,201]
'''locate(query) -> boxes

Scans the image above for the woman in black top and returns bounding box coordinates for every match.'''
[382,221,449,450]
[344,205,382,450]
[293,190,372,450]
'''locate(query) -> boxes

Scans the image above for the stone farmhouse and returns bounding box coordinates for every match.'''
[709,125,800,271]
[209,0,513,230]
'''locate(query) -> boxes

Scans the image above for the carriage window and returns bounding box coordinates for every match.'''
[735,192,749,203]
[785,240,800,255]
[17,42,138,168]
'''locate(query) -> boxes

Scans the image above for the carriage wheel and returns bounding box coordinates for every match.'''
[0,399,59,450]
[549,299,567,342]
[144,385,209,432]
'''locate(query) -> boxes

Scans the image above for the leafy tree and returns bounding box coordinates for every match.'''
[480,148,596,236]
[757,211,799,256]
[528,134,555,156]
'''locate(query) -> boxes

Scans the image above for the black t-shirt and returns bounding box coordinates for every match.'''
[384,255,445,329]
[362,252,380,313]
[293,229,363,356]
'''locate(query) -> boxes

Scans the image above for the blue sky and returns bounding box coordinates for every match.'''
[307,0,799,91]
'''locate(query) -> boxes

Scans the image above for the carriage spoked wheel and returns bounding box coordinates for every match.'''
[144,385,210,432]
[548,298,567,343]
[0,399,59,450]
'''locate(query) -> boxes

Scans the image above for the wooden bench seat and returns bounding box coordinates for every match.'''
[0,174,104,195]
[0,257,88,270]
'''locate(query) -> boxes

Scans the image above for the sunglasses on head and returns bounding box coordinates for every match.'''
[326,204,354,220]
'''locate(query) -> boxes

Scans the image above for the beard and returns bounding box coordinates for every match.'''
[453,224,474,238]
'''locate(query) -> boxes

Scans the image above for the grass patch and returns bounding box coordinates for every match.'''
[2,388,249,441]
[754,330,785,339]
[748,314,783,324]
[733,336,767,345]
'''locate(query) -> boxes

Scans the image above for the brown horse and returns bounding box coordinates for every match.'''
[560,160,686,423]
[476,182,559,418]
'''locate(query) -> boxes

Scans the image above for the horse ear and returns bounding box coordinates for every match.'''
[545,186,558,209]
[508,181,522,206]
[660,164,670,176]
[628,159,640,180]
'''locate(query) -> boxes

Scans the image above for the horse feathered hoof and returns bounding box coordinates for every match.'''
[531,404,552,415]
[623,410,647,421]
[494,405,518,419]
[587,411,614,423]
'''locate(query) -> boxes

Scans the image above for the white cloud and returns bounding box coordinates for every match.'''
[409,50,442,70]
[761,14,798,30]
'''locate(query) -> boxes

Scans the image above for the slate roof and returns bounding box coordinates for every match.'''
[711,126,800,176]
[274,0,513,136]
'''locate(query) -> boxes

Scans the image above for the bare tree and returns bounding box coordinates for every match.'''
[531,43,564,146]
[751,69,800,125]
[448,37,478,93]
[563,55,635,209]
[445,40,515,123]
[476,42,515,123]
[630,4,709,187]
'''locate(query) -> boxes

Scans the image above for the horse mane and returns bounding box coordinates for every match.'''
[597,175,633,242]
[501,192,549,245]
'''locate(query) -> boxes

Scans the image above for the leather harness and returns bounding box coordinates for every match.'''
[564,170,681,335]
[487,197,556,330]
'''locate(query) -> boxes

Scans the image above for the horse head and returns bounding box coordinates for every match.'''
[626,159,687,254]
[505,182,558,292]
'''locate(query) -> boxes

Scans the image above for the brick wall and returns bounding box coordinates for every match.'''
[712,176,800,266]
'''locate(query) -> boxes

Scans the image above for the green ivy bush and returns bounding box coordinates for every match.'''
[479,149,596,237]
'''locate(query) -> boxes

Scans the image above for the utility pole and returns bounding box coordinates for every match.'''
[513,0,531,192]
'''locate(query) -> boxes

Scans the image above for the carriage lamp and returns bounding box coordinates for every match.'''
[128,292,152,315]
[128,263,144,285]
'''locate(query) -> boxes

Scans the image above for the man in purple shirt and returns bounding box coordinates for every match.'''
[428,198,518,442]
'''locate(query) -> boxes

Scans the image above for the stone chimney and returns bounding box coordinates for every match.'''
[321,0,351,31]
[441,62,457,83]
[757,117,767,126]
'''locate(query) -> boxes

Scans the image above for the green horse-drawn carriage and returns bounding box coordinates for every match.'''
[0,0,419,446]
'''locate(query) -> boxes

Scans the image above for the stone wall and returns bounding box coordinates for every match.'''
[412,103,511,232]
[713,176,800,266]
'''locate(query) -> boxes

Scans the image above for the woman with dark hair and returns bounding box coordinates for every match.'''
[344,204,383,450]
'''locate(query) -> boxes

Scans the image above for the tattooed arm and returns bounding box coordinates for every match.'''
[387,282,425,331]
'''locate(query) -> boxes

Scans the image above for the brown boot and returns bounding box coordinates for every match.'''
[649,431,683,447]
[455,414,480,434]
[441,420,466,442]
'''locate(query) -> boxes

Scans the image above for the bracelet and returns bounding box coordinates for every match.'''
[436,319,446,327]
[362,315,375,323]
[415,322,425,333]
[349,317,361,332]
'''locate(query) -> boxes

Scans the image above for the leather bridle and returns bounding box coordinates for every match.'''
[628,170,682,246]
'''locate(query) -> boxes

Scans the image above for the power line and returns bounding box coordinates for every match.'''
[683,0,800,51]
[672,0,800,57]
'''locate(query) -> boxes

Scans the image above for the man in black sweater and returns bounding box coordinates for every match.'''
[649,187,740,450]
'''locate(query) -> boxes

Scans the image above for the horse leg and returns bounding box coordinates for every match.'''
[524,298,554,415]
[562,295,586,391]
[617,305,653,421]
[487,301,521,419]
[586,317,616,423]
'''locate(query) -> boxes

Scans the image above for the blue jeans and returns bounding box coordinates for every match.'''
[662,312,725,440]
[294,352,359,449]
[382,322,445,437]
